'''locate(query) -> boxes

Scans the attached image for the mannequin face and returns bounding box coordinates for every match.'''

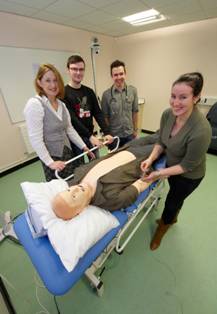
[52,183,92,220]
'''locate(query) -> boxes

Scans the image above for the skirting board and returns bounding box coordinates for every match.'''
[0,157,39,178]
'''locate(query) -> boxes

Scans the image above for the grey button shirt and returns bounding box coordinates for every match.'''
[101,84,138,137]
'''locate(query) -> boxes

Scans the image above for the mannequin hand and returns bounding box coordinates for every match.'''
[104,134,114,144]
[140,157,153,172]
[89,135,103,147]
[142,170,162,183]
[49,161,65,171]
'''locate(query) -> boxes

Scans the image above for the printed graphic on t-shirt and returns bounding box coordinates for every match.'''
[74,96,90,118]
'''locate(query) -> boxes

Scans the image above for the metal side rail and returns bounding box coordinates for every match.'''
[84,179,165,296]
[55,136,120,181]
[84,237,118,296]
[115,179,165,253]
[0,211,19,244]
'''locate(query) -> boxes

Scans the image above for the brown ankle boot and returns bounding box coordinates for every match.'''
[150,219,171,250]
[156,210,180,226]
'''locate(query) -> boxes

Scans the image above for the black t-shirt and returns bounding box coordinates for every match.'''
[64,84,109,138]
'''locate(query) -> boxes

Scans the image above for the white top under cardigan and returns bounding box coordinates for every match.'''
[24,95,86,166]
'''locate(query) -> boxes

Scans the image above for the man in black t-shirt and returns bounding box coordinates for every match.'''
[64,55,113,161]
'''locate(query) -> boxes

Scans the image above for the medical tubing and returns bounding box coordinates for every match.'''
[0,273,36,314]
[55,136,120,181]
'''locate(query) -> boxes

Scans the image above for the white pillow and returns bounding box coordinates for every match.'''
[47,205,119,272]
[21,179,69,238]
[21,179,119,272]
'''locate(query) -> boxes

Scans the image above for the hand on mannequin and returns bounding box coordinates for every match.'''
[140,157,153,172]
[89,135,103,148]
[104,134,114,144]
[142,170,162,183]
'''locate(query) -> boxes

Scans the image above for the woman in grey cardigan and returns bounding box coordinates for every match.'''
[24,64,94,181]
[141,72,211,250]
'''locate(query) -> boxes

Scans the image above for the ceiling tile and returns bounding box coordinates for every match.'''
[4,0,57,9]
[140,0,179,9]
[1,0,217,37]
[44,0,94,18]
[199,0,217,9]
[79,0,119,9]
[65,20,108,34]
[102,19,134,31]
[160,0,201,16]
[78,10,115,25]
[0,0,38,15]
[194,8,217,19]
[102,0,149,17]
[32,11,70,24]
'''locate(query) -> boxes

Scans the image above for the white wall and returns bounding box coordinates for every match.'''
[115,18,217,131]
[0,12,116,172]
[1,13,217,171]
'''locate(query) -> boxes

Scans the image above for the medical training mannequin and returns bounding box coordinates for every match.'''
[52,135,160,220]
[140,72,211,250]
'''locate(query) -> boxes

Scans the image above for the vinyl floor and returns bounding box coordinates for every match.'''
[0,151,216,314]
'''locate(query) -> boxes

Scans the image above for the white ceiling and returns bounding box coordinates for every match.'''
[1,0,217,37]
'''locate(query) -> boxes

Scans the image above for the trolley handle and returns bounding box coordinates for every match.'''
[55,136,120,181]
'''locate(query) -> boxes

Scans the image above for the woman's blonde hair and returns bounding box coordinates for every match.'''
[34,63,65,99]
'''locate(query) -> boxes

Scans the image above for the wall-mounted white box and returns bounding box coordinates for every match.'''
[198,97,217,107]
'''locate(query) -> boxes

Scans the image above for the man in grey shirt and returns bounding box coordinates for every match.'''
[101,60,139,148]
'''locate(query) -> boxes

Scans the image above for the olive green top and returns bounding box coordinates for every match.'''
[158,107,211,179]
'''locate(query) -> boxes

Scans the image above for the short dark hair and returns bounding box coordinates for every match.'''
[110,60,126,76]
[67,55,85,68]
[173,72,203,98]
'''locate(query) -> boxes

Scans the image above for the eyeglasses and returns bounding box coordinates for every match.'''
[69,67,85,72]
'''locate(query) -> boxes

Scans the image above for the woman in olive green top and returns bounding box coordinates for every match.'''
[141,72,211,250]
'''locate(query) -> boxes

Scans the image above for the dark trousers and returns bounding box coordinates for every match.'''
[162,175,203,224]
[42,146,80,181]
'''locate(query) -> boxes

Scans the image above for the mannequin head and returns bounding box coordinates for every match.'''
[52,183,93,220]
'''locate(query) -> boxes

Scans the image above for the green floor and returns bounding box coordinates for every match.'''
[0,153,217,314]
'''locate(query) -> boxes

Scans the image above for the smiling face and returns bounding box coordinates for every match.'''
[170,83,200,118]
[52,183,92,220]
[37,70,59,99]
[111,66,126,89]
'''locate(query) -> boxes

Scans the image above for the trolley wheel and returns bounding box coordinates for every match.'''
[95,281,104,297]
[115,248,124,255]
